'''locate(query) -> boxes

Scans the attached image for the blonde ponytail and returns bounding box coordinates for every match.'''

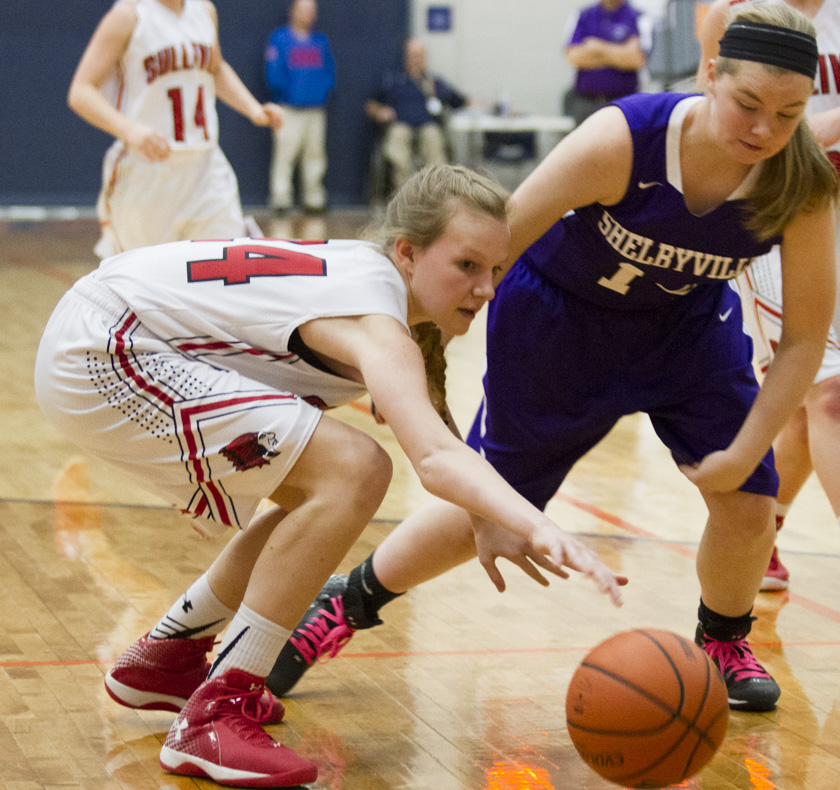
[411,322,448,420]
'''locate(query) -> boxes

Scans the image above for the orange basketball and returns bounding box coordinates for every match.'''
[565,628,729,789]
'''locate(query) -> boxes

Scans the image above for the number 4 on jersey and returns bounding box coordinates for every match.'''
[188,244,327,285]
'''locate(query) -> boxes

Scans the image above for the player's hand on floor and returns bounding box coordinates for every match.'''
[471,515,566,592]
[529,519,628,607]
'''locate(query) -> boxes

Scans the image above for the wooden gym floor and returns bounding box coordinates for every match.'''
[1,209,839,790]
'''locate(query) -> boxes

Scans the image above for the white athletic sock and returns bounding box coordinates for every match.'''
[208,604,291,679]
[149,573,236,640]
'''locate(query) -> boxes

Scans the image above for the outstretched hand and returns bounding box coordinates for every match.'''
[470,515,627,606]
[471,515,566,591]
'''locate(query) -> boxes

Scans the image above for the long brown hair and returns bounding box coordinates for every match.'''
[715,4,839,239]
[365,164,510,418]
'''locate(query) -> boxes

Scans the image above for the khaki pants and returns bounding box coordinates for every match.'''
[382,121,447,190]
[269,107,328,210]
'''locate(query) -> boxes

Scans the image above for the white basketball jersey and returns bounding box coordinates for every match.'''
[810,0,840,155]
[88,237,410,408]
[115,0,219,149]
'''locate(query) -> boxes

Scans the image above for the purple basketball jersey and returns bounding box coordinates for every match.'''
[524,92,780,310]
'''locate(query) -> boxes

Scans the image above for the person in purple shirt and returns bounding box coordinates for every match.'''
[565,0,647,126]
[265,4,839,717]
[265,0,335,214]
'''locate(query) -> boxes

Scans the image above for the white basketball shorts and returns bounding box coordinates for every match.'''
[34,279,322,538]
[95,144,246,258]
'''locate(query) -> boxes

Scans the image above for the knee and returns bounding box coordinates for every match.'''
[806,375,840,422]
[781,404,809,442]
[361,438,393,500]
[706,492,775,538]
[334,434,393,508]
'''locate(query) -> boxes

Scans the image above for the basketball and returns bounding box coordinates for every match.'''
[565,628,729,788]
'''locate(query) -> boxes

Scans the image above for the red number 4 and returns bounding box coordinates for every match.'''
[188,244,327,285]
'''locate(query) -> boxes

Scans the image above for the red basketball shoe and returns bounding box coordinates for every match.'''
[105,633,285,723]
[760,546,790,592]
[159,669,317,787]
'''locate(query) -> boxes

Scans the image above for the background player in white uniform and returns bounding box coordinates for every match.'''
[698,0,840,590]
[33,165,626,788]
[68,0,284,257]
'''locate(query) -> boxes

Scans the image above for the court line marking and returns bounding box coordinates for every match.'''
[5,638,840,669]
[3,448,839,669]
[554,490,840,624]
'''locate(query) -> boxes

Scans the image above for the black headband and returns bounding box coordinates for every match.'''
[718,21,818,79]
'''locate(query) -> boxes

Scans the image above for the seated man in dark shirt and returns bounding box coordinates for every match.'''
[366,38,467,192]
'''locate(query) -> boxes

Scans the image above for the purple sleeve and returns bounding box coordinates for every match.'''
[567,10,587,47]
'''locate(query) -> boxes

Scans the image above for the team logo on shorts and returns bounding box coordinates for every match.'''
[221,431,281,471]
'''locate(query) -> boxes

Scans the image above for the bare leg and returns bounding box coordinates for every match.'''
[697,489,775,616]
[238,418,393,629]
[110,416,394,784]
[372,498,477,592]
[204,506,286,610]
[773,405,813,508]
[161,415,393,787]
[694,490,782,711]
[803,375,840,516]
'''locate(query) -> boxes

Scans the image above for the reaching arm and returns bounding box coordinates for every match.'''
[213,59,284,130]
[299,314,627,604]
[681,206,837,491]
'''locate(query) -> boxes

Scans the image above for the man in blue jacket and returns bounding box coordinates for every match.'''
[366,39,467,193]
[265,0,335,214]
